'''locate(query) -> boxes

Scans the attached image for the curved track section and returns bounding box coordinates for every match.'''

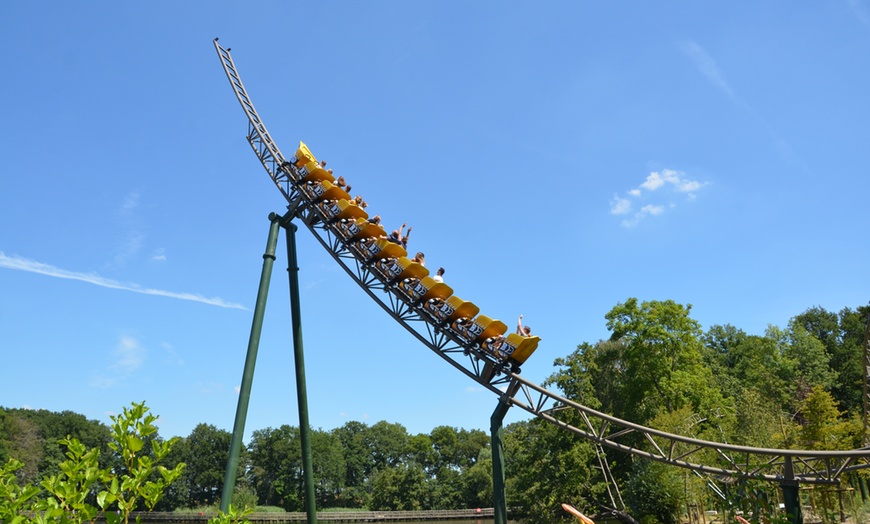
[214,39,870,486]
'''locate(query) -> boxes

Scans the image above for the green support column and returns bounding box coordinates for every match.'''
[491,395,512,524]
[220,213,282,512]
[781,456,803,524]
[284,218,317,524]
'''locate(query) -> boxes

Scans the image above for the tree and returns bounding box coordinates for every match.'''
[831,306,870,415]
[428,426,488,474]
[599,298,730,427]
[461,448,493,509]
[623,458,681,524]
[767,323,837,409]
[366,421,410,473]
[0,412,43,483]
[181,423,235,507]
[504,419,605,524]
[791,305,869,417]
[333,420,370,504]
[310,429,345,507]
[247,425,302,510]
[368,463,430,510]
[798,386,859,451]
[406,433,437,476]
[702,327,793,412]
[0,408,111,486]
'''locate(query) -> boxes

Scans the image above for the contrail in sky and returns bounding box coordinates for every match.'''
[0,252,246,310]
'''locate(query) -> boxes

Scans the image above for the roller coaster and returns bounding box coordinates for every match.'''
[213,39,870,521]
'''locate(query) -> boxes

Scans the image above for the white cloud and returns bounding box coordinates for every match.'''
[90,335,146,389]
[640,205,665,216]
[610,168,707,227]
[641,172,666,191]
[677,180,703,193]
[112,336,145,373]
[0,252,246,310]
[610,196,632,215]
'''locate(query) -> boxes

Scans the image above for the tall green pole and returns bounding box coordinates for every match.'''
[220,213,282,512]
[491,395,512,524]
[781,456,803,524]
[284,218,317,524]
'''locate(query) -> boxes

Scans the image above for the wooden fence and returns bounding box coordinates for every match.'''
[132,508,496,523]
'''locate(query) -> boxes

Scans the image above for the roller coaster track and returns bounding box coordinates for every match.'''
[213,39,870,487]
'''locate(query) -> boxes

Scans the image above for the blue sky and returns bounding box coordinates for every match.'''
[1,2,868,442]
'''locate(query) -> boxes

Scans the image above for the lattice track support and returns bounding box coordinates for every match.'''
[213,38,870,510]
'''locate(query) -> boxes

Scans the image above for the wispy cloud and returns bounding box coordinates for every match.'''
[0,252,246,310]
[112,336,145,373]
[610,169,707,227]
[110,191,145,269]
[90,335,146,388]
[161,342,185,367]
[197,382,226,394]
[849,0,870,29]
[677,40,806,171]
[678,40,740,105]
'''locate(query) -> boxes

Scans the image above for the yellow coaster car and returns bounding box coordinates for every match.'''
[398,276,453,305]
[303,180,351,203]
[290,141,317,169]
[455,315,507,344]
[375,256,429,283]
[298,160,335,185]
[423,296,480,325]
[335,217,385,241]
[357,238,408,262]
[498,333,540,372]
[318,198,368,223]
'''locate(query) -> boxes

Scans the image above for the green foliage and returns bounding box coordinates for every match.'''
[0,459,41,524]
[623,459,681,524]
[504,418,606,524]
[368,463,429,510]
[310,428,345,507]
[179,423,234,507]
[247,425,302,510]
[602,298,731,424]
[207,504,252,524]
[104,402,186,520]
[229,484,258,512]
[0,401,184,524]
[0,408,110,487]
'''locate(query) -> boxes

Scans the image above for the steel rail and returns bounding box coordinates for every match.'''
[213,38,870,486]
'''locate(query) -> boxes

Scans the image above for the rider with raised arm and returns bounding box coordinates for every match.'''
[517,314,532,337]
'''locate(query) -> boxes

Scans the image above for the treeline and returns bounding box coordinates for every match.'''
[0,409,493,512]
[2,301,868,524]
